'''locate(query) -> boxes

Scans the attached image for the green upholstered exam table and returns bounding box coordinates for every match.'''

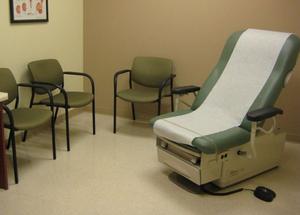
[151,29,300,188]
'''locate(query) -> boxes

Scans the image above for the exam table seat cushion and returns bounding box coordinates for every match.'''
[150,109,193,125]
[151,111,251,154]
[152,29,300,154]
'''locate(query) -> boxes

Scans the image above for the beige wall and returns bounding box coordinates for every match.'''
[0,0,84,104]
[84,0,300,140]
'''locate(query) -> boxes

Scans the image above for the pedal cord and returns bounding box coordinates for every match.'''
[201,184,275,202]
[201,184,248,196]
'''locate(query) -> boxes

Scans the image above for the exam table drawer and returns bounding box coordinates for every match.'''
[157,147,201,185]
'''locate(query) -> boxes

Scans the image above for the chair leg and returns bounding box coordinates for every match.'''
[113,95,117,133]
[65,107,70,151]
[54,107,59,123]
[22,131,27,142]
[131,103,136,120]
[11,129,18,184]
[6,130,12,150]
[157,99,161,115]
[171,94,174,112]
[51,116,56,160]
[92,99,96,135]
[22,92,35,142]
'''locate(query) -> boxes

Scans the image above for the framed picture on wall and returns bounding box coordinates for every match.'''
[10,0,48,23]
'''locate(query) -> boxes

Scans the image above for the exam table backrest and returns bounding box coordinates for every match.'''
[191,30,300,131]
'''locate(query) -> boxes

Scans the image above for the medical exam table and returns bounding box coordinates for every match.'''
[151,29,300,188]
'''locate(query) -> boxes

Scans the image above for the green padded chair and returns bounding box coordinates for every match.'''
[0,68,55,184]
[113,56,175,133]
[26,59,95,151]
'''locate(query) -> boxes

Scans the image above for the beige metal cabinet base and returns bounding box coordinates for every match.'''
[157,131,285,188]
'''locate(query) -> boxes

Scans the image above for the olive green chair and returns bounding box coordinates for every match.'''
[113,56,175,133]
[0,68,55,184]
[26,59,95,152]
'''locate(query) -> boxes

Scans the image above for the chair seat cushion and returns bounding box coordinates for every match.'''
[40,91,94,108]
[117,88,160,103]
[3,108,52,130]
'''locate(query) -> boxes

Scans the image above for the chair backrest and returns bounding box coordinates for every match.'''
[0,68,18,105]
[131,57,173,88]
[28,59,64,87]
[191,30,300,131]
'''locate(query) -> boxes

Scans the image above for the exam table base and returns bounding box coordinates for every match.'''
[157,132,285,188]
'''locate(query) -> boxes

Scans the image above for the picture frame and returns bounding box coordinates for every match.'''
[9,0,48,23]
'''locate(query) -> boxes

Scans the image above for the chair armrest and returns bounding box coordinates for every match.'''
[158,74,176,98]
[114,70,132,95]
[18,83,51,92]
[114,69,131,77]
[247,107,283,122]
[63,71,95,95]
[17,83,55,112]
[31,81,69,108]
[172,85,201,95]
